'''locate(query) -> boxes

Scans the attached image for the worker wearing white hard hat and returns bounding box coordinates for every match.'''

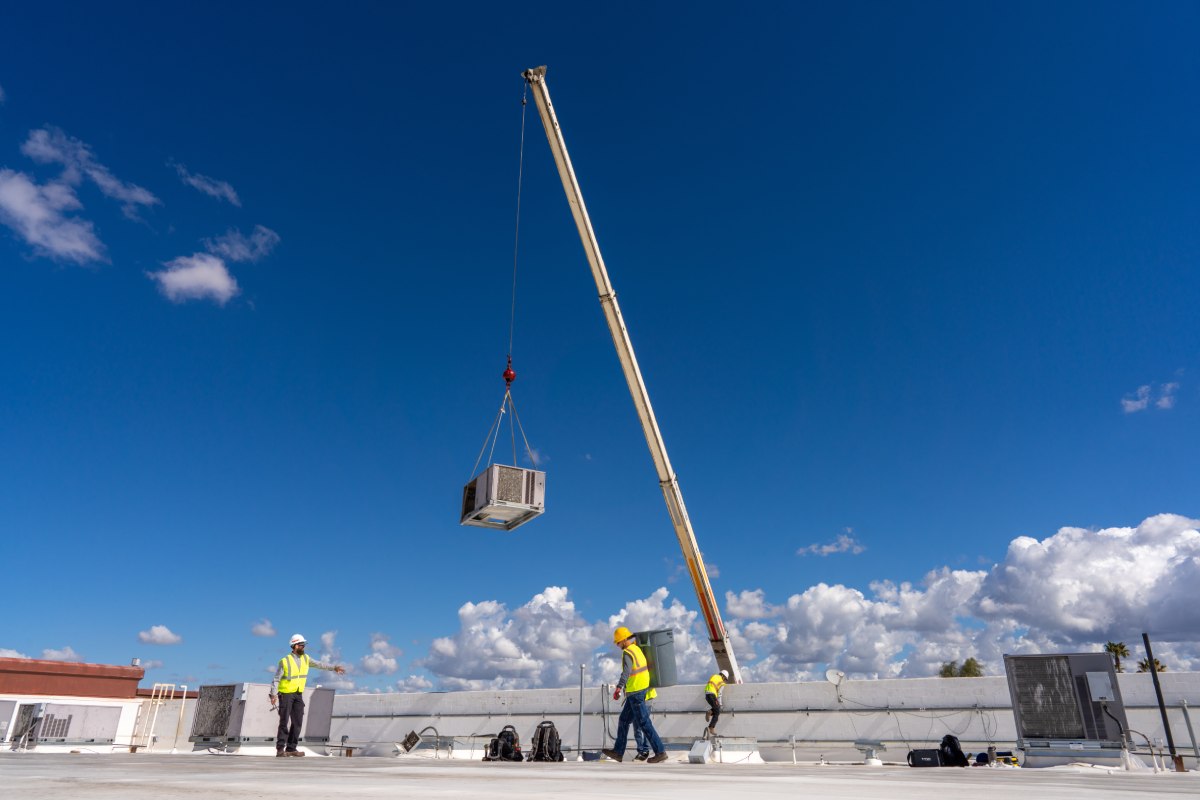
[269,634,346,757]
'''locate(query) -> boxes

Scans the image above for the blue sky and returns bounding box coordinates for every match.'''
[1,3,1197,692]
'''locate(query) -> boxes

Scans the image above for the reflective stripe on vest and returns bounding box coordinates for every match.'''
[624,643,650,693]
[705,674,726,696]
[278,653,310,694]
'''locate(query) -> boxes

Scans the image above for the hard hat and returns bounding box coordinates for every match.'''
[290,634,307,646]
[720,669,730,681]
[613,626,633,645]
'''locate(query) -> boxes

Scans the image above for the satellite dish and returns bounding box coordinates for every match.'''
[825,669,845,686]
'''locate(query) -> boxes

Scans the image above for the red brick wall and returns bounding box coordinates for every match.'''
[0,658,145,698]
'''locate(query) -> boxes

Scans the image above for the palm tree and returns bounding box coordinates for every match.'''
[1136,657,1166,673]
[1104,641,1130,673]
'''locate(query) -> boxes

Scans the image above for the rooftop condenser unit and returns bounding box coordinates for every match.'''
[460,464,546,531]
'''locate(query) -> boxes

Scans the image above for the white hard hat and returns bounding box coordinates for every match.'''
[290,634,307,646]
[720,669,730,680]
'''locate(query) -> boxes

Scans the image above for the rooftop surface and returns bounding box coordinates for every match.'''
[4,753,1197,799]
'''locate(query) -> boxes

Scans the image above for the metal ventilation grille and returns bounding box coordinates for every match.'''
[191,685,236,738]
[1010,656,1084,739]
[495,466,526,503]
[39,714,71,739]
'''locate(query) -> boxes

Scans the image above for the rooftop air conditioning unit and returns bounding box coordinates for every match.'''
[460,464,545,531]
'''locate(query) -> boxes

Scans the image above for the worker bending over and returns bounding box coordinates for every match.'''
[704,669,730,736]
[602,627,668,763]
[269,634,346,757]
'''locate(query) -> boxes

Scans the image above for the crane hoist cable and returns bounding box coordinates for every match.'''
[469,81,537,478]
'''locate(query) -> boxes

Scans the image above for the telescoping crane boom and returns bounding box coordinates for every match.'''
[522,66,741,683]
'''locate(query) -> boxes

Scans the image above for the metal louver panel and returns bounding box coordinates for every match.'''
[495,466,525,503]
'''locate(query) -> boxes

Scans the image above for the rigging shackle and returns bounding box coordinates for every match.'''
[503,355,516,389]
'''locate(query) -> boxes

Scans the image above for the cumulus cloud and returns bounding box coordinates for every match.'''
[141,659,164,670]
[251,619,276,637]
[360,633,403,675]
[148,252,239,304]
[204,225,279,262]
[318,630,341,664]
[0,648,29,658]
[1122,385,1151,413]
[0,169,105,263]
[797,531,865,557]
[404,515,1198,690]
[395,674,434,692]
[21,127,159,219]
[1157,382,1179,410]
[420,586,608,691]
[171,161,241,206]
[138,625,183,645]
[42,646,81,661]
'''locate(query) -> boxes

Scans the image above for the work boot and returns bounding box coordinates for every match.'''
[708,725,717,736]
[286,750,305,757]
[601,748,622,762]
[648,752,669,763]
[633,752,649,762]
[276,749,286,757]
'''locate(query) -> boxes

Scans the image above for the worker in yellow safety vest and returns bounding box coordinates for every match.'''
[704,669,730,736]
[602,627,668,763]
[268,634,346,756]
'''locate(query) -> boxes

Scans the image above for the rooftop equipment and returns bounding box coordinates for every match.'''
[461,463,546,531]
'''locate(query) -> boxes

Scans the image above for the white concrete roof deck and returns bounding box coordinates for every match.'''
[2,752,1197,799]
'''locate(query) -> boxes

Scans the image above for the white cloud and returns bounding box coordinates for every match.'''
[204,225,280,262]
[0,169,105,263]
[21,127,159,219]
[0,648,29,658]
[420,586,607,691]
[1157,382,1179,410]
[138,625,183,645]
[395,675,434,693]
[725,589,773,619]
[1122,385,1151,413]
[42,646,81,661]
[405,514,1200,690]
[360,633,403,675]
[148,253,239,305]
[141,659,164,670]
[171,161,241,206]
[319,630,341,664]
[1123,381,1180,413]
[797,531,865,557]
[251,619,276,637]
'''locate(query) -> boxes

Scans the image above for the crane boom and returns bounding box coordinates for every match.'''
[522,66,741,682]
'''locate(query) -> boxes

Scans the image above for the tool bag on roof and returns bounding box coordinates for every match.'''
[527,720,564,762]
[483,724,523,762]
[939,734,970,767]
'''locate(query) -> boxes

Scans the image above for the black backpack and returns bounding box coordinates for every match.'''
[939,734,969,767]
[483,725,523,762]
[527,720,564,762]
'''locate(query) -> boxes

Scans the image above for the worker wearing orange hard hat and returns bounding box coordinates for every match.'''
[269,634,346,757]
[602,626,668,763]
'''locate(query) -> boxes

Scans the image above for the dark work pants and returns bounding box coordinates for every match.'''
[706,693,720,728]
[276,692,305,751]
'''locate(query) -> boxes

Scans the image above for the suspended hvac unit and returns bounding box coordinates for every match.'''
[1003,652,1132,767]
[460,464,546,531]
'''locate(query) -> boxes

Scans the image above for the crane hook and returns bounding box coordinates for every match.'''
[503,355,516,389]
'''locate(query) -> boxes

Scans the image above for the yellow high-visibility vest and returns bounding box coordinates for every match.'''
[705,673,726,696]
[278,653,311,694]
[623,643,651,693]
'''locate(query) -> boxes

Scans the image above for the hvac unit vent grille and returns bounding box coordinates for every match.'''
[191,684,236,738]
[495,466,527,503]
[1010,656,1085,739]
[39,714,72,739]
